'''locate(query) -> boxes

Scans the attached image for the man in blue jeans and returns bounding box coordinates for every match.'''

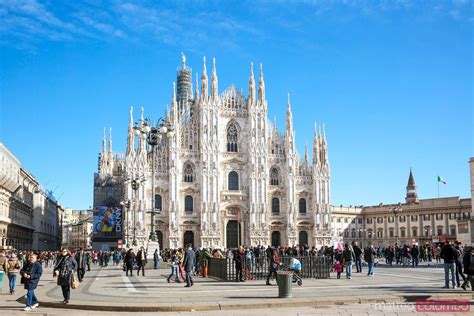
[342,243,355,279]
[440,241,458,289]
[364,245,376,276]
[20,254,43,311]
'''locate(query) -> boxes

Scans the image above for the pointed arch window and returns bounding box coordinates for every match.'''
[272,197,280,214]
[227,123,238,152]
[270,167,279,186]
[154,194,162,210]
[185,195,193,213]
[228,171,239,191]
[299,198,307,214]
[183,163,193,182]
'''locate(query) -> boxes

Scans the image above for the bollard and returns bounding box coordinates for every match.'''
[276,271,293,298]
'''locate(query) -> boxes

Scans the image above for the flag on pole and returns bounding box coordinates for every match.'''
[437,176,447,184]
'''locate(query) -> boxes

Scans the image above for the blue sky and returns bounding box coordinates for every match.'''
[1,0,472,210]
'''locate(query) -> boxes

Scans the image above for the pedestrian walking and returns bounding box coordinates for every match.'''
[5,253,21,294]
[153,249,160,270]
[440,241,458,289]
[54,248,78,304]
[20,254,43,311]
[124,249,135,277]
[183,244,195,287]
[86,251,92,271]
[364,245,376,276]
[342,243,355,279]
[352,242,362,273]
[200,248,212,277]
[136,247,147,276]
[74,248,87,282]
[454,242,466,287]
[266,248,280,286]
[461,246,474,291]
[166,250,181,283]
[334,260,343,279]
[233,246,245,282]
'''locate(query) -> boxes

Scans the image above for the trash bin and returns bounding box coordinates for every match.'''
[276,271,293,298]
[0,271,4,293]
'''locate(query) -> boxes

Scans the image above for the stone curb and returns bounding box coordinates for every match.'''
[36,293,474,312]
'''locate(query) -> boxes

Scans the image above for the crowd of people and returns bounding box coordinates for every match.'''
[1,240,473,311]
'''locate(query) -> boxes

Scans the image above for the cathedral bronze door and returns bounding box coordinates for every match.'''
[299,231,308,246]
[226,220,241,248]
[183,231,194,247]
[271,231,281,247]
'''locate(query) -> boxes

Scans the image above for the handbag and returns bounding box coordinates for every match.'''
[71,272,79,289]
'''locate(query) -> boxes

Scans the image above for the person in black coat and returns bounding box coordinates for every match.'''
[461,246,474,291]
[233,247,245,282]
[124,249,136,277]
[20,253,43,311]
[440,241,459,288]
[54,248,78,304]
[352,242,362,273]
[136,247,147,276]
[74,248,87,282]
[183,244,196,287]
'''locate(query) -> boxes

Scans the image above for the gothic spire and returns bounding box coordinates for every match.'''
[258,63,265,105]
[201,56,208,99]
[248,62,255,106]
[102,127,107,156]
[211,57,218,100]
[195,72,199,98]
[286,93,293,132]
[304,141,309,167]
[137,107,146,157]
[171,82,177,119]
[126,106,135,157]
[108,127,113,157]
[313,122,320,166]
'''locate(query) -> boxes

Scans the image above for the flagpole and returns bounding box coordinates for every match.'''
[437,174,439,198]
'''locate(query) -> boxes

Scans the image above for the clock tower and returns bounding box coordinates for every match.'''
[405,168,419,204]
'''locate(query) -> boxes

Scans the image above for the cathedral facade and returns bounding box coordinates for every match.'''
[94,55,332,250]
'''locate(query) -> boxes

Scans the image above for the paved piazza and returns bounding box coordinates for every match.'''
[1,262,473,315]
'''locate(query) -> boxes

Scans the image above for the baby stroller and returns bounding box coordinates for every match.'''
[280,261,303,286]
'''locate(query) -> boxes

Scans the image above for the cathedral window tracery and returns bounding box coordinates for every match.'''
[299,198,306,214]
[155,194,162,210]
[185,195,193,213]
[271,197,280,214]
[270,167,279,186]
[183,163,193,182]
[227,123,238,152]
[228,171,239,191]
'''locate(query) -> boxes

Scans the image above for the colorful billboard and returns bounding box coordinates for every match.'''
[92,206,122,238]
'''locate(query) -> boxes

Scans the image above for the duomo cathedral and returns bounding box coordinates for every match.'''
[93,54,332,250]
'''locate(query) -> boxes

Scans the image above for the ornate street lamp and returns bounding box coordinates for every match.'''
[133,117,174,242]
[120,199,131,247]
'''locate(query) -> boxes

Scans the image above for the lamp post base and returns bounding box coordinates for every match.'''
[146,240,161,268]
